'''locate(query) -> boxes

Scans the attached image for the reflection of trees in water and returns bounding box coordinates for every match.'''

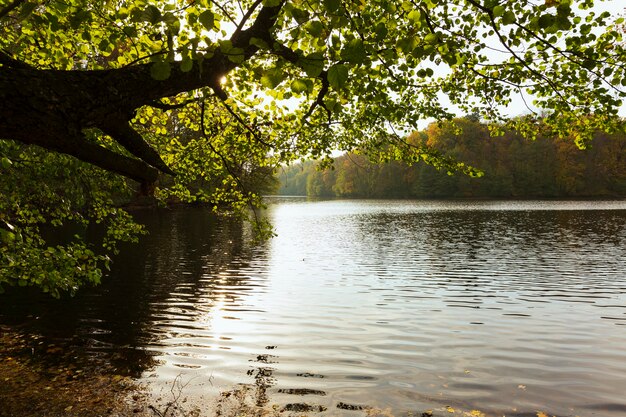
[0,207,267,377]
[347,209,626,309]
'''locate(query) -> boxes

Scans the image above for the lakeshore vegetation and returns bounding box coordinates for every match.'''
[278,117,626,198]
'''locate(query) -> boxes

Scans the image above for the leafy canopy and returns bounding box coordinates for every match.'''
[0,0,624,295]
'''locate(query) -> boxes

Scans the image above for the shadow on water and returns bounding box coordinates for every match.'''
[0,207,263,377]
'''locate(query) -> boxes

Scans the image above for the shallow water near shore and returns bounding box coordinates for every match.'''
[1,199,626,417]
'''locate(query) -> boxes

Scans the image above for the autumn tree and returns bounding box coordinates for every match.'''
[1,0,625,294]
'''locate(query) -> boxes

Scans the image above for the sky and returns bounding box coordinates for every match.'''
[490,0,625,121]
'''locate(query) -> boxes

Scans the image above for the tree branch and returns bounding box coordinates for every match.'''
[303,72,331,124]
[149,98,199,110]
[100,121,176,176]
[0,49,33,69]
[0,0,26,20]
[211,84,272,147]
[464,0,571,107]
[23,133,160,184]
[232,0,264,42]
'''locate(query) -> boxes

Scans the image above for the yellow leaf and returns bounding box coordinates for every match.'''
[447,406,455,413]
[537,412,549,417]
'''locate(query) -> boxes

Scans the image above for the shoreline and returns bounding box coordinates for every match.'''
[0,325,151,417]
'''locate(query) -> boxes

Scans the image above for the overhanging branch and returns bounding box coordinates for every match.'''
[100,121,176,176]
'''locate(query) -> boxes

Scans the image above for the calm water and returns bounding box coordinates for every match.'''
[1,199,626,417]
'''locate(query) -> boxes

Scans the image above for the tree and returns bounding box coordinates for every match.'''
[1,0,625,294]
[277,118,626,199]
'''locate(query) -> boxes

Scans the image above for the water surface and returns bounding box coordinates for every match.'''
[1,199,625,417]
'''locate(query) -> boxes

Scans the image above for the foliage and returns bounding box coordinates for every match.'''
[1,0,625,295]
[278,118,626,198]
[0,141,142,296]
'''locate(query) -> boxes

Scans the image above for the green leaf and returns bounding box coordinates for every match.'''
[290,79,309,94]
[18,2,37,19]
[299,52,325,77]
[538,14,555,29]
[263,0,282,6]
[424,33,439,44]
[180,57,193,72]
[1,157,12,169]
[501,11,516,25]
[375,22,388,41]
[141,5,161,24]
[328,64,349,89]
[260,69,285,89]
[0,230,15,243]
[250,37,270,49]
[198,10,215,30]
[407,10,421,23]
[323,0,341,13]
[162,12,178,27]
[123,26,137,37]
[70,10,91,30]
[226,47,245,63]
[340,39,366,64]
[150,61,171,80]
[492,5,505,17]
[305,21,325,38]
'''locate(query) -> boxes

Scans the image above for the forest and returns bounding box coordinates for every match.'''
[278,117,626,198]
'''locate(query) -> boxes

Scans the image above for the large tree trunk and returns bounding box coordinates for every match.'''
[0,2,282,191]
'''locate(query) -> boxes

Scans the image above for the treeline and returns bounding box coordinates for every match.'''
[277,118,626,198]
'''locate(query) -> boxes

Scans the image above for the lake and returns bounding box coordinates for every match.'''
[1,199,626,417]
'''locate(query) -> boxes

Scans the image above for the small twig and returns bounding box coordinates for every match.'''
[231,0,264,42]
[200,100,266,229]
[0,0,26,20]
[211,83,272,147]
[150,98,200,111]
